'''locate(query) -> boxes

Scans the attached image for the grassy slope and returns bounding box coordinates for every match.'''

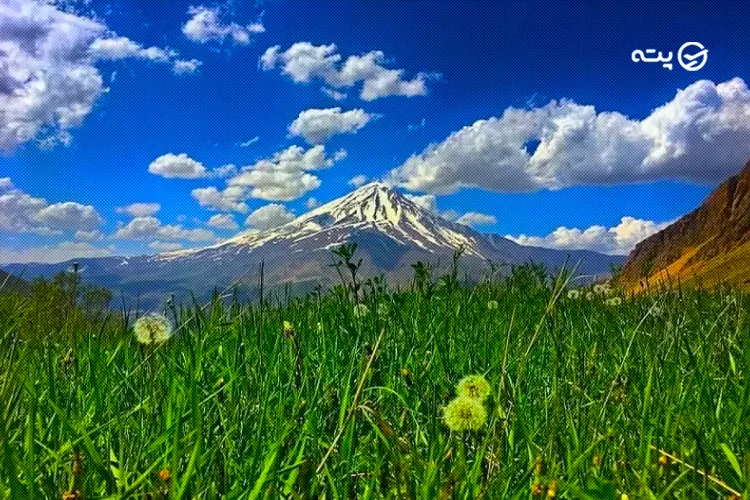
[634,239,750,292]
[0,268,748,498]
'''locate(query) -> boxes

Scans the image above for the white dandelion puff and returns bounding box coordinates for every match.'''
[134,313,173,344]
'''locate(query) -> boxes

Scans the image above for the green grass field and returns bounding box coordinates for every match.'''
[1,260,749,499]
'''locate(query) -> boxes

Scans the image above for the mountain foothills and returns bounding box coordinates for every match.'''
[2,183,621,307]
[619,160,750,290]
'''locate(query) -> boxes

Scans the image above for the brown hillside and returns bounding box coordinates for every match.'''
[619,160,750,290]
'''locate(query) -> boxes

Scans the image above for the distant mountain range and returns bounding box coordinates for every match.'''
[619,160,750,290]
[3,183,622,308]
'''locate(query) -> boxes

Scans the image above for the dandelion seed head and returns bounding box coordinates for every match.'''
[567,289,581,299]
[456,374,491,401]
[487,300,499,310]
[443,396,487,432]
[605,297,622,306]
[593,283,612,295]
[134,313,173,344]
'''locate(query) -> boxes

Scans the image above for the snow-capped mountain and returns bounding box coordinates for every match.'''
[3,182,623,308]
[157,182,488,261]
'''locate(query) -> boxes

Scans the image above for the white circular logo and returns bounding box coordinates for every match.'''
[678,42,708,71]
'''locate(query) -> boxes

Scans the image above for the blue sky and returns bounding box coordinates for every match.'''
[2,0,750,262]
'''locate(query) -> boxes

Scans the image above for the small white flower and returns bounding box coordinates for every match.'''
[605,297,622,306]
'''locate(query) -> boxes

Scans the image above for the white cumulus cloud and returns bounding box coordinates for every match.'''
[172,58,202,74]
[191,186,249,212]
[348,174,369,187]
[114,216,217,242]
[207,213,239,230]
[148,153,237,179]
[289,107,377,144]
[89,36,174,62]
[148,153,207,178]
[402,193,459,224]
[0,0,199,151]
[245,204,296,231]
[455,212,497,227]
[34,202,102,232]
[0,177,102,234]
[506,217,672,255]
[404,193,438,213]
[389,78,750,194]
[227,144,345,201]
[74,230,103,241]
[322,87,347,101]
[182,5,264,45]
[116,202,161,217]
[260,42,435,101]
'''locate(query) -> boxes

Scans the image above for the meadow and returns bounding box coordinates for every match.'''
[0,255,749,499]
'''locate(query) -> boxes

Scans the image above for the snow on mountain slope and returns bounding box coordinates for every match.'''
[154,182,487,262]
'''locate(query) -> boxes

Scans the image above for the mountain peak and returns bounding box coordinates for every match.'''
[165,179,618,277]
[212,178,484,256]
[353,180,391,191]
[302,180,418,227]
